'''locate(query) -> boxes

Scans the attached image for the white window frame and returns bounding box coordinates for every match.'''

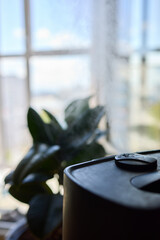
[0,0,91,163]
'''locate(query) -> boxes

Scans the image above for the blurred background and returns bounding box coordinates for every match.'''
[0,0,160,167]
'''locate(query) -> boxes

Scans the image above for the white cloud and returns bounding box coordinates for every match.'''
[35,28,89,49]
[36,28,52,40]
[13,28,25,39]
[49,32,89,48]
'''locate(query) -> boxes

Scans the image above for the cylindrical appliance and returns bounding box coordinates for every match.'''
[63,150,160,240]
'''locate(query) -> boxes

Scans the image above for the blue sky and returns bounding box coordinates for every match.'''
[1,0,160,94]
[0,0,92,94]
[0,0,92,54]
[118,0,160,50]
[1,0,160,53]
[0,0,25,53]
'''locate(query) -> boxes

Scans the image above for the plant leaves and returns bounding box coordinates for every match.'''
[22,172,53,184]
[9,183,53,204]
[43,109,63,131]
[27,194,63,238]
[62,106,105,150]
[13,144,48,184]
[62,141,106,167]
[4,171,14,185]
[17,145,60,182]
[27,108,53,144]
[89,129,107,142]
[43,109,64,144]
[45,123,62,145]
[72,141,106,164]
[64,96,91,126]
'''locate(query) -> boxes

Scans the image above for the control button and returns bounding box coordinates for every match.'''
[115,153,157,171]
[131,171,160,193]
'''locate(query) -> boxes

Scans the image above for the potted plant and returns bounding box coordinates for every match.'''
[4,96,106,240]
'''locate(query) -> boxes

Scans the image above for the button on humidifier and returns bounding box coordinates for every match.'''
[115,153,157,171]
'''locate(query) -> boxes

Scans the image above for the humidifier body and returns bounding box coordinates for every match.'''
[63,150,160,240]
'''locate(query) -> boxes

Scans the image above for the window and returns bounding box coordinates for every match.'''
[92,0,160,152]
[0,0,25,54]
[1,0,160,165]
[127,0,160,151]
[0,0,93,165]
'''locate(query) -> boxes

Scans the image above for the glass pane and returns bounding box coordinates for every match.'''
[129,54,145,151]
[0,58,30,165]
[147,0,160,49]
[118,0,143,52]
[30,55,92,125]
[0,0,25,54]
[118,0,131,53]
[129,0,143,50]
[129,53,160,151]
[30,0,92,51]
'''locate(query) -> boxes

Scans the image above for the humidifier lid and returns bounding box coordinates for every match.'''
[65,151,160,210]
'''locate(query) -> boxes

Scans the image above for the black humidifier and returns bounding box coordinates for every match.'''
[63,150,160,240]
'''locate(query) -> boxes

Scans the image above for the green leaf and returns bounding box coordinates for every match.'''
[45,122,62,146]
[4,171,14,185]
[62,106,105,150]
[17,145,60,182]
[43,109,63,131]
[22,172,53,184]
[27,194,63,238]
[9,183,53,204]
[73,141,106,164]
[65,96,91,125]
[62,141,106,167]
[43,109,64,144]
[13,144,48,184]
[27,107,53,144]
[90,129,107,141]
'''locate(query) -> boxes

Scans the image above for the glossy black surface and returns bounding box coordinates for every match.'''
[115,153,157,171]
[63,150,160,240]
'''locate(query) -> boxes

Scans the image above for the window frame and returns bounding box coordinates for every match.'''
[0,0,91,163]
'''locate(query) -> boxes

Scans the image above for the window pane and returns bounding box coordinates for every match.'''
[147,0,160,49]
[118,0,143,53]
[0,58,29,165]
[30,55,92,124]
[130,0,143,50]
[129,53,160,151]
[30,0,92,51]
[0,0,25,54]
[118,0,131,53]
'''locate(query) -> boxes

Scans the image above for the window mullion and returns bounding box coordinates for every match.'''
[24,0,31,106]
[0,63,5,164]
